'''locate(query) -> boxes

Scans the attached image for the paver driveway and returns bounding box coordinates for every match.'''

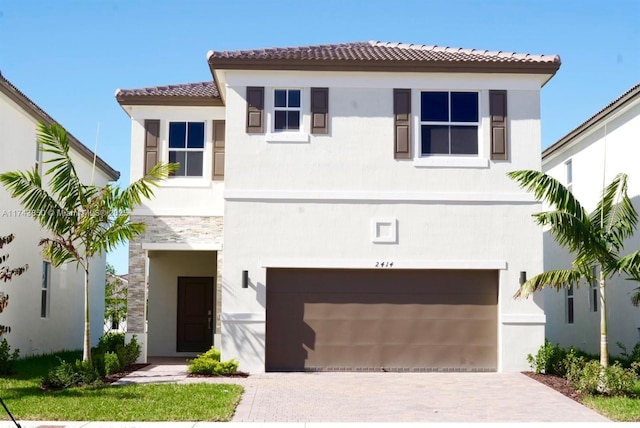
[185,371,609,423]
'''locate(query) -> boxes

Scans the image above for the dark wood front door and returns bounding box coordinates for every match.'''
[177,277,214,352]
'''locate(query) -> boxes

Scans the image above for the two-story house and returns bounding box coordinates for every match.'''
[542,82,640,355]
[117,41,561,372]
[0,72,119,355]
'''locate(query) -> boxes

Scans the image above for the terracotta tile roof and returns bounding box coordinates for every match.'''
[207,41,561,65]
[115,81,222,106]
[116,81,219,98]
[543,82,640,160]
[0,71,119,180]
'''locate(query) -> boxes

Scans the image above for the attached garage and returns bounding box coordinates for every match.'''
[265,268,498,372]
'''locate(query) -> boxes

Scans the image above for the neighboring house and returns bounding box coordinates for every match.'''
[0,71,119,355]
[116,41,561,372]
[542,82,640,355]
[104,273,128,333]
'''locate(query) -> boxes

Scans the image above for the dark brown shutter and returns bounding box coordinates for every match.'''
[490,90,508,161]
[212,120,225,180]
[310,87,329,134]
[394,89,411,159]
[246,87,264,133]
[144,119,160,174]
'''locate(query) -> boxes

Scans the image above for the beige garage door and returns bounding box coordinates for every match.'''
[265,268,498,372]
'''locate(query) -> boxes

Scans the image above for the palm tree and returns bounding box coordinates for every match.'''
[0,122,177,363]
[509,170,640,368]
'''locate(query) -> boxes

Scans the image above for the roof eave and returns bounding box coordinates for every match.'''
[207,58,561,75]
[116,95,224,107]
[0,77,120,181]
[543,84,640,161]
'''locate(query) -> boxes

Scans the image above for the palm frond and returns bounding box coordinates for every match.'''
[616,249,640,278]
[507,170,589,222]
[514,269,583,299]
[533,210,595,253]
[117,162,179,208]
[591,173,638,247]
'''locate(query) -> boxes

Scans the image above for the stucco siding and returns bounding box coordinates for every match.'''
[543,99,640,354]
[0,90,110,356]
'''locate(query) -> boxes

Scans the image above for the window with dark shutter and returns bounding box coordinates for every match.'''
[310,87,329,134]
[394,89,411,159]
[144,119,160,174]
[246,87,264,133]
[490,90,508,161]
[212,120,225,180]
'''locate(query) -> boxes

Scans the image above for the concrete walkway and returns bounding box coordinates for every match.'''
[2,359,612,426]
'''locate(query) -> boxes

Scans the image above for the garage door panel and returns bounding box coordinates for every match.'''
[266,269,498,372]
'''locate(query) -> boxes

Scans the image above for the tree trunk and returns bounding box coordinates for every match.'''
[599,269,608,368]
[83,263,92,364]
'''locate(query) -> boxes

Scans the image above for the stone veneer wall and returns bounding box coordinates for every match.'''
[128,215,224,335]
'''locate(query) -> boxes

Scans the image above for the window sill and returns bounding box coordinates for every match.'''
[265,132,310,143]
[413,156,489,169]
[162,177,213,188]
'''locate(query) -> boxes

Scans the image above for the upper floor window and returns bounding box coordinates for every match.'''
[589,267,598,313]
[274,89,301,131]
[565,159,573,189]
[168,122,205,177]
[566,285,574,324]
[420,91,479,156]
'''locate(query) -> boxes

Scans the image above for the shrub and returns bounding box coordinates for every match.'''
[0,338,19,375]
[616,341,640,368]
[103,352,121,375]
[566,358,638,396]
[97,332,125,353]
[115,335,141,368]
[527,340,568,376]
[41,357,101,390]
[188,347,239,376]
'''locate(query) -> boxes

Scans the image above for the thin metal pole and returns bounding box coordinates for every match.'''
[0,395,21,427]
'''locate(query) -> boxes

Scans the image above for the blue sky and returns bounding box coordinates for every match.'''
[0,0,638,274]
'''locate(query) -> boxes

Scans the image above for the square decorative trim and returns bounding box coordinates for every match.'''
[371,218,398,244]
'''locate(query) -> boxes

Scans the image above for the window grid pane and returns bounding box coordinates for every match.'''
[274,89,301,131]
[168,122,205,177]
[420,91,479,156]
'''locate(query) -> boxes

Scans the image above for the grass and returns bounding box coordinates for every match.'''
[0,350,244,422]
[582,381,640,422]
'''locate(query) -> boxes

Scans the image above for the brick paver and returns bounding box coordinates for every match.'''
[184,371,608,423]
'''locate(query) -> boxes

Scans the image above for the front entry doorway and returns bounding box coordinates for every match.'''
[177,277,214,352]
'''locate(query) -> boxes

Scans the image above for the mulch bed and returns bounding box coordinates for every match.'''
[523,371,586,402]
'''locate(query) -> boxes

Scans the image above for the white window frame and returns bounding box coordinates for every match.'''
[566,159,573,190]
[419,91,480,157]
[273,88,302,132]
[168,121,206,178]
[41,261,51,318]
[265,88,309,143]
[589,267,598,313]
[566,285,574,324]
[413,90,487,168]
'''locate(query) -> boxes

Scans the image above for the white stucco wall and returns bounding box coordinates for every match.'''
[221,70,548,372]
[543,99,640,355]
[146,250,217,357]
[126,105,226,217]
[0,91,111,356]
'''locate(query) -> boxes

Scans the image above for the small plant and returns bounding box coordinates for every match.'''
[115,335,141,368]
[41,357,101,390]
[97,332,125,353]
[616,341,640,367]
[103,352,121,375]
[0,338,19,375]
[188,347,239,376]
[527,339,568,376]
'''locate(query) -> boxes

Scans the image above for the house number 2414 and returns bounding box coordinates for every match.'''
[375,262,394,268]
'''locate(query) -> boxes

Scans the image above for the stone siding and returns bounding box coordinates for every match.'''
[127,215,224,334]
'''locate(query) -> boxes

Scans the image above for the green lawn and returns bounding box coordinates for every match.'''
[0,351,243,422]
[583,381,640,422]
